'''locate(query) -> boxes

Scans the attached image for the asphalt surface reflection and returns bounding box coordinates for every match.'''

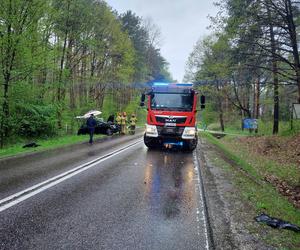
[0,137,208,250]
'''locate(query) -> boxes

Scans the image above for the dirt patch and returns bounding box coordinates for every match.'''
[265,175,300,209]
[233,134,300,209]
[237,134,300,167]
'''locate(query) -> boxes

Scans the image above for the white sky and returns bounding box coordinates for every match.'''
[105,0,219,82]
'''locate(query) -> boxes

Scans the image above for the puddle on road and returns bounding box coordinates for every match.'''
[163,190,181,218]
[143,148,195,219]
[173,165,182,188]
[164,200,180,218]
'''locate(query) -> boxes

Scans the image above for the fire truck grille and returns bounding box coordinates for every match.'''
[157,126,185,136]
[155,116,187,124]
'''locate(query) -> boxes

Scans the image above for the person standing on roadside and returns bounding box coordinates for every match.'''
[116,112,122,134]
[129,113,137,134]
[87,114,97,144]
[121,112,127,135]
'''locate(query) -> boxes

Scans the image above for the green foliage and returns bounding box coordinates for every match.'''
[15,104,57,138]
[0,0,170,147]
[257,120,300,136]
[101,93,118,120]
[119,11,172,83]
[119,11,149,82]
[200,102,219,124]
[186,0,300,135]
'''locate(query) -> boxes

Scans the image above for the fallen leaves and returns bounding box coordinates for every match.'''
[231,134,300,209]
[265,174,300,209]
[238,134,300,167]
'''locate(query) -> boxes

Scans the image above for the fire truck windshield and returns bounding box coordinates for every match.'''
[150,93,193,111]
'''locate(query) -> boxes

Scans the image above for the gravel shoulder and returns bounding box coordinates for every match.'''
[196,136,274,250]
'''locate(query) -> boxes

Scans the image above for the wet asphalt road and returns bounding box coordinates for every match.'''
[0,134,209,250]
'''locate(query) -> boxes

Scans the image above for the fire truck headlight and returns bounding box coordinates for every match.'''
[182,127,196,139]
[145,124,158,137]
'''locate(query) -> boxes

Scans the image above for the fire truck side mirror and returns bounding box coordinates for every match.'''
[200,95,205,109]
[140,94,145,107]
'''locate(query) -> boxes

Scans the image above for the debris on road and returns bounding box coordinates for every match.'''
[23,142,41,148]
[255,213,300,232]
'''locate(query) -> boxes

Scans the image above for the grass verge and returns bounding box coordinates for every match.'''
[200,132,300,249]
[0,134,105,159]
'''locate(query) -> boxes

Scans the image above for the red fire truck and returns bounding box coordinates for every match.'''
[140,82,205,151]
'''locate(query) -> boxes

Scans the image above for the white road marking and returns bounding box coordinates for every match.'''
[193,152,210,250]
[0,139,143,213]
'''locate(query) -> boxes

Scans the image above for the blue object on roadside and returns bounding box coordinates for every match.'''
[243,118,258,129]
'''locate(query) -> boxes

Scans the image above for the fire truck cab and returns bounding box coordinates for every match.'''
[141,82,204,151]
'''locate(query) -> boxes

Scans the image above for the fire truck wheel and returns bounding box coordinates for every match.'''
[144,135,157,149]
[185,137,198,151]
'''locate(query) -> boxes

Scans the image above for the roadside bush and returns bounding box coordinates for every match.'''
[256,120,300,136]
[201,104,218,125]
[124,97,139,115]
[101,94,118,120]
[15,104,57,138]
[207,122,222,131]
[224,117,243,131]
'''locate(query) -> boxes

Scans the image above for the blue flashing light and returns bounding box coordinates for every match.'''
[152,82,193,88]
[152,82,169,86]
[176,83,193,87]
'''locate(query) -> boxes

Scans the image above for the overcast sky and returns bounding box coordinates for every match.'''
[105,0,219,82]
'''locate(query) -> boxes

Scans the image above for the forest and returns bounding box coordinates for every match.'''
[0,0,171,147]
[185,0,300,135]
[2,0,300,150]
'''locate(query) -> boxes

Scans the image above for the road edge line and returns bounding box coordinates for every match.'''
[0,139,143,212]
[193,149,215,250]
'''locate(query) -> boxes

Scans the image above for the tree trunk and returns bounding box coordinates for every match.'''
[217,82,225,132]
[67,39,75,110]
[285,0,300,103]
[1,0,13,147]
[69,81,76,109]
[1,77,10,148]
[255,79,260,119]
[269,16,279,134]
[79,49,87,106]
[56,0,71,129]
[253,81,256,118]
[273,73,279,134]
[266,0,279,134]
[219,111,225,132]
[254,79,260,133]
[57,35,68,129]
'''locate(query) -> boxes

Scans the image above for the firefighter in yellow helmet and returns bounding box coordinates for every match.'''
[116,112,122,134]
[129,113,137,135]
[121,112,127,135]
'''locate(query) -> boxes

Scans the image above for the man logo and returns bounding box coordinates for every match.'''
[165,118,176,123]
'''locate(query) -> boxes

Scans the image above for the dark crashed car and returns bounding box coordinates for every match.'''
[77,119,119,136]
